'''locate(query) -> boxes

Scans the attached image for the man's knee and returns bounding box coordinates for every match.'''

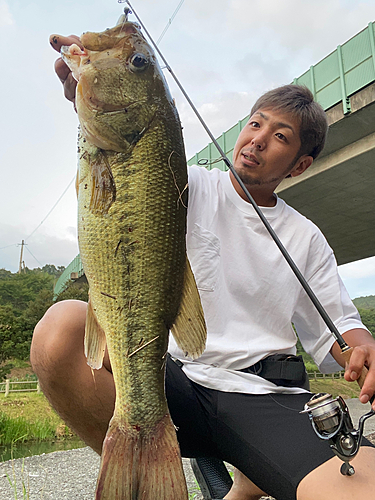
[30,300,87,378]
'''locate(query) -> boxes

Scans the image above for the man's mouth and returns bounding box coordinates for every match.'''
[241,151,260,165]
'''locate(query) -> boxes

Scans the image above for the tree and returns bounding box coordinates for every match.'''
[55,281,89,303]
[358,308,375,337]
[0,271,54,312]
[0,269,56,368]
[0,305,31,362]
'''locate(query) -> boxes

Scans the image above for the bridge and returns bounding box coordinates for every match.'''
[54,21,375,297]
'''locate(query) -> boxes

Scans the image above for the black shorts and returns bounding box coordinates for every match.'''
[165,356,374,500]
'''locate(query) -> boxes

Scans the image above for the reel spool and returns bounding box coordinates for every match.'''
[301,393,375,476]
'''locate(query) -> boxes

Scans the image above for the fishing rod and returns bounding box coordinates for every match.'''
[123,0,374,473]
[123,0,350,355]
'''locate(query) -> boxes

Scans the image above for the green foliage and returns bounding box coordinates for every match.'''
[0,270,54,312]
[0,269,57,365]
[39,264,65,277]
[0,363,14,382]
[0,412,56,445]
[357,307,375,336]
[353,295,375,310]
[55,281,89,303]
[0,305,31,362]
[305,361,319,372]
[0,266,87,366]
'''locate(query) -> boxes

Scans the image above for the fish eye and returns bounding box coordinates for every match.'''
[129,53,149,72]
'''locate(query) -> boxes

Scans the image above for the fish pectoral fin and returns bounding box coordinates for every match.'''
[89,149,116,214]
[84,297,106,369]
[171,258,207,359]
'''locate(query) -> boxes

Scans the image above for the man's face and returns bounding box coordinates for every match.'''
[231,107,312,204]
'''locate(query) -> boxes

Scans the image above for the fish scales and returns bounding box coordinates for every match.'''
[61,13,206,500]
[79,122,187,426]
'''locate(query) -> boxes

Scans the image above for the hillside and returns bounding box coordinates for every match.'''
[353,295,375,309]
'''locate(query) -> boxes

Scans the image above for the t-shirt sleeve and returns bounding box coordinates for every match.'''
[292,234,369,373]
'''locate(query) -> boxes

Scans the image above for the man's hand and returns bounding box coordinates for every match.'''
[49,34,82,105]
[331,328,375,410]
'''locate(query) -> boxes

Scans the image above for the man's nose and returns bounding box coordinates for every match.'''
[251,134,266,150]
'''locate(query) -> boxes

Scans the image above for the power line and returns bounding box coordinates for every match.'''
[25,245,43,267]
[0,173,76,271]
[0,243,18,251]
[25,174,76,242]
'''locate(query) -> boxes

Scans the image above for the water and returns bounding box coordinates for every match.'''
[0,437,85,463]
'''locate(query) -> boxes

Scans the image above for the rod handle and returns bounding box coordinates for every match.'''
[341,347,368,389]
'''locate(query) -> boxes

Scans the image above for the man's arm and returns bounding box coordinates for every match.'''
[330,328,375,409]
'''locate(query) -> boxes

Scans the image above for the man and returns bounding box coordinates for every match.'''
[31,34,375,500]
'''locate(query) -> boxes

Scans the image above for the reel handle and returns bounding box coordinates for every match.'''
[341,347,368,389]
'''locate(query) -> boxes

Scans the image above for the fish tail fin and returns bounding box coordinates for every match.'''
[95,413,188,500]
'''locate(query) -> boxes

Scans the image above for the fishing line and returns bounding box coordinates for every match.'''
[124,0,348,351]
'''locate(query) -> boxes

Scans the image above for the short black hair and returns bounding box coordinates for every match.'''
[250,85,328,160]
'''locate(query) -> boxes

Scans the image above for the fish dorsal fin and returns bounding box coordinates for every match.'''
[171,258,207,359]
[85,298,107,369]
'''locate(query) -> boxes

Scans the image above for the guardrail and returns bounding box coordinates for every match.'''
[308,371,344,381]
[0,380,41,397]
[0,372,343,398]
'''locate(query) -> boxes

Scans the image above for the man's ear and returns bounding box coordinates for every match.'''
[290,155,313,178]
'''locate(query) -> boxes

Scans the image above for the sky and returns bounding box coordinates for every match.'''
[0,0,374,299]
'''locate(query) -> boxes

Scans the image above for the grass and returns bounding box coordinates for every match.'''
[309,376,361,399]
[6,458,30,500]
[0,393,73,446]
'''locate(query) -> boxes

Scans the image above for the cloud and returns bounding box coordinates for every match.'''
[176,90,259,158]
[338,256,375,299]
[339,256,375,280]
[0,222,79,273]
[0,1,13,27]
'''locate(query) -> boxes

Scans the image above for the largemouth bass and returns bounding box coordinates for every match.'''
[61,12,206,500]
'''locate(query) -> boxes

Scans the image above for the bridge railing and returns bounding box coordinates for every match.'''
[54,254,84,298]
[188,21,375,172]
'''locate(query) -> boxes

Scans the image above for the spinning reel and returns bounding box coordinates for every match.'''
[302,392,375,475]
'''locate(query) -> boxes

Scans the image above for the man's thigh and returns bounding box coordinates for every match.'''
[165,356,220,458]
[214,391,374,500]
[165,362,374,500]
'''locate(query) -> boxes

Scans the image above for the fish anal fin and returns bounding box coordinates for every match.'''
[171,258,207,359]
[96,413,188,499]
[85,298,106,370]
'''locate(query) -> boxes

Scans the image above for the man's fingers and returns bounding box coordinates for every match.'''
[54,57,71,84]
[345,346,368,381]
[54,59,77,104]
[64,73,78,104]
[344,345,375,408]
[359,370,375,408]
[49,34,83,53]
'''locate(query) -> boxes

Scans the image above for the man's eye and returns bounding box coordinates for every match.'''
[249,121,259,128]
[276,133,286,141]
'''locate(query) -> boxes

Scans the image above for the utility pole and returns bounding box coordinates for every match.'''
[18,240,26,274]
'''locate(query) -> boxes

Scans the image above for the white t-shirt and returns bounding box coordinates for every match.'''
[168,165,367,394]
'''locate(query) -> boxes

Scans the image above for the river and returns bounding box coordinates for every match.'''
[0,437,84,462]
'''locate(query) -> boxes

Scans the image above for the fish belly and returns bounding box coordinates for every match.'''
[77,120,189,499]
